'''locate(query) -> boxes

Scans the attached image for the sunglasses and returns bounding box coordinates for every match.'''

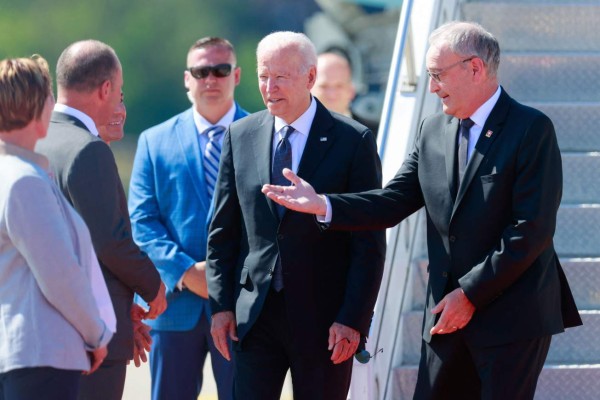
[187,63,234,79]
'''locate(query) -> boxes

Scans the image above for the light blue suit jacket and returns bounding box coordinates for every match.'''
[128,104,248,331]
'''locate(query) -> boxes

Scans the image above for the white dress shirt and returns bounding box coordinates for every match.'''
[54,103,100,137]
[272,97,318,173]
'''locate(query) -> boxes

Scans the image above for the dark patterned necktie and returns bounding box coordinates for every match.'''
[271,125,295,218]
[458,118,474,184]
[203,125,226,198]
[271,125,295,291]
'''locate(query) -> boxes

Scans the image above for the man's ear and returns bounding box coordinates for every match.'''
[470,57,486,82]
[306,65,317,90]
[98,79,112,100]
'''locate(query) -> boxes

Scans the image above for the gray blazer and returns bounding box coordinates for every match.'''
[0,142,111,374]
[36,111,161,361]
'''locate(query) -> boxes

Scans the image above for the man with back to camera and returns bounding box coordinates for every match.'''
[263,21,582,400]
[207,31,385,400]
[128,37,248,400]
[35,39,167,400]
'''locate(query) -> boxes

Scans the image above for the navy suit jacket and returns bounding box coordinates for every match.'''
[327,88,582,346]
[129,104,248,331]
[207,100,386,351]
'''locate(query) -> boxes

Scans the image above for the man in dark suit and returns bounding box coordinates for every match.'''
[206,31,385,400]
[35,40,167,400]
[128,37,248,400]
[263,21,582,399]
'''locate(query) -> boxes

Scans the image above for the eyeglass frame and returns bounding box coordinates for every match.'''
[186,63,235,80]
[427,56,475,83]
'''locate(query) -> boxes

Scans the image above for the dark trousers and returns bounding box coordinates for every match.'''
[233,289,353,400]
[149,312,234,400]
[0,367,80,400]
[414,330,551,400]
[77,359,127,400]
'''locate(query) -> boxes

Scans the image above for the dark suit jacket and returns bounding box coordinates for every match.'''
[327,88,582,347]
[206,100,386,351]
[36,111,162,361]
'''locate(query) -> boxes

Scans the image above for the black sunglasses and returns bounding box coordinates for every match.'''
[187,63,234,79]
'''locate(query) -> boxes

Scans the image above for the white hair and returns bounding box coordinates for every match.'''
[256,31,317,74]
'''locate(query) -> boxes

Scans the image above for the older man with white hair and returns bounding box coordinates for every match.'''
[206,31,386,400]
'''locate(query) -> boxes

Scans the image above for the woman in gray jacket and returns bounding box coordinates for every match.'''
[0,56,113,400]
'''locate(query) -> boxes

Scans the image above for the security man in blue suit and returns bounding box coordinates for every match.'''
[128,37,248,400]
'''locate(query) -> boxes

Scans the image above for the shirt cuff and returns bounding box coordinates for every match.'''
[177,264,195,291]
[316,196,332,223]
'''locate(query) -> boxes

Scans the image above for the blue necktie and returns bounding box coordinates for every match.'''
[271,125,295,291]
[271,125,295,218]
[203,125,226,198]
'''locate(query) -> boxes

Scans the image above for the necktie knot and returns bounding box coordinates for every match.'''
[280,125,295,142]
[460,118,474,131]
[206,125,226,141]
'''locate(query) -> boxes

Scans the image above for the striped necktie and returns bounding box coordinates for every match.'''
[203,125,226,198]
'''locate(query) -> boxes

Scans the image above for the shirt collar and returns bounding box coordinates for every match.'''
[274,96,317,137]
[193,103,237,135]
[0,140,50,172]
[469,85,501,128]
[53,103,100,137]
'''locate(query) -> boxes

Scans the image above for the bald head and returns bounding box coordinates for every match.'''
[56,40,121,93]
[312,52,355,115]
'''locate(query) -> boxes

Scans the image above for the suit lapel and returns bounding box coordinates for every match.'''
[251,113,279,218]
[453,88,511,213]
[175,109,210,211]
[297,101,335,181]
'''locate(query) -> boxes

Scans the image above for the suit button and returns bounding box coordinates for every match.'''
[442,271,448,278]
[277,234,284,240]
[449,236,456,242]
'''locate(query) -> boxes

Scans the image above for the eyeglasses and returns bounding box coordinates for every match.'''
[187,63,234,79]
[427,57,475,83]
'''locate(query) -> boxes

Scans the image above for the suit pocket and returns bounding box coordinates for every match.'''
[480,173,499,184]
[239,266,249,285]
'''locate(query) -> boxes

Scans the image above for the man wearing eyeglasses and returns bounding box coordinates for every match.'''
[262,21,582,399]
[128,37,247,400]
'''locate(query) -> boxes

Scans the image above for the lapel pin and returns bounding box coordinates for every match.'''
[485,130,493,138]
[320,137,327,142]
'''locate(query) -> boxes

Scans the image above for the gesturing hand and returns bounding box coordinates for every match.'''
[261,168,328,216]
[145,281,167,320]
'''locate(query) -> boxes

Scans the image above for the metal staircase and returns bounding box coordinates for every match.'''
[363,0,600,399]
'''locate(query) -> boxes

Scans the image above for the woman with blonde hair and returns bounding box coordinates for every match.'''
[0,55,113,400]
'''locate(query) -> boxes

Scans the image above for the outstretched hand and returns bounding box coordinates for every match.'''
[261,168,327,216]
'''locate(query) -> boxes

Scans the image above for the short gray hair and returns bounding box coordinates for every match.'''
[56,40,120,92]
[256,31,317,74]
[429,21,500,77]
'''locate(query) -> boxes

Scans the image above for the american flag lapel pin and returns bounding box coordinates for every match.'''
[485,130,493,138]
[320,137,327,142]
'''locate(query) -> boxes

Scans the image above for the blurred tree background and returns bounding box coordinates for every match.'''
[0,0,320,134]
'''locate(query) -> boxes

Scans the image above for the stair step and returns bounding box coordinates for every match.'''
[562,153,600,204]
[463,3,600,52]
[556,205,600,257]
[526,102,600,152]
[499,53,600,102]
[561,259,600,310]
[393,364,600,400]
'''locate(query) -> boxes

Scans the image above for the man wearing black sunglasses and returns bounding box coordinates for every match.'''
[128,37,248,400]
